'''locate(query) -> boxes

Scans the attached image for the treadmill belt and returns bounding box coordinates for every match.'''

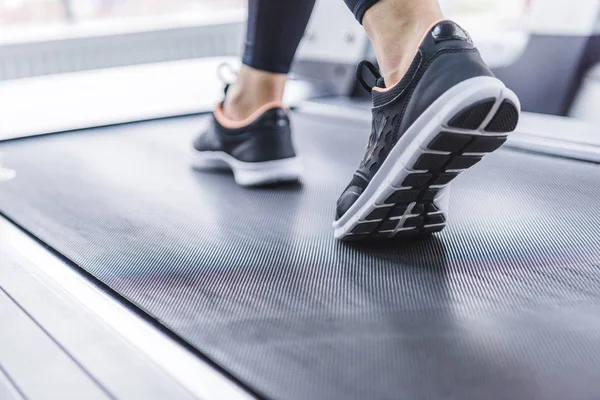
[1,113,600,400]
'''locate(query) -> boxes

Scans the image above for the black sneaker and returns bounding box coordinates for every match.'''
[333,20,520,240]
[193,102,302,186]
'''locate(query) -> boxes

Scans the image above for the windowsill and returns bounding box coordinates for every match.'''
[0,8,245,46]
[0,58,314,140]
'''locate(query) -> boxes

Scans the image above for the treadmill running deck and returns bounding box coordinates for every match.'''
[0,113,599,400]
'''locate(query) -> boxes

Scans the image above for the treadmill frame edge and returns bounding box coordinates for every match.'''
[297,100,600,164]
[0,214,255,400]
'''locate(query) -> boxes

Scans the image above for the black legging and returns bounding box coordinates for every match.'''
[242,0,380,74]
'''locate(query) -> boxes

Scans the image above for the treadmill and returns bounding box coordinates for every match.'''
[1,6,600,400]
[1,58,600,400]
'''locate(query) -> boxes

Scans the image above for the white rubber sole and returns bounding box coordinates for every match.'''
[193,151,302,187]
[333,76,521,240]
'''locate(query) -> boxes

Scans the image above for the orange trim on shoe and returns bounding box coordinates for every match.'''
[213,101,287,129]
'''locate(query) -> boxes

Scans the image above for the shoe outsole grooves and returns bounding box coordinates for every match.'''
[448,98,496,130]
[485,100,520,132]
[337,83,520,241]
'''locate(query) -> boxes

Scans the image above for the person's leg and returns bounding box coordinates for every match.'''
[361,0,443,87]
[193,0,315,186]
[333,0,521,239]
[223,0,316,121]
[224,0,442,120]
[346,0,443,87]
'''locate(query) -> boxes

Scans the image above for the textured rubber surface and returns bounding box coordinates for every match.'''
[1,113,600,400]
[485,100,520,132]
[448,98,496,129]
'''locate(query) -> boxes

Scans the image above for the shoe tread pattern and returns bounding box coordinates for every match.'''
[345,98,519,241]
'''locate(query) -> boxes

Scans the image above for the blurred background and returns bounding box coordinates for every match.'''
[0,0,534,86]
[0,0,244,26]
[0,0,525,28]
[0,0,598,136]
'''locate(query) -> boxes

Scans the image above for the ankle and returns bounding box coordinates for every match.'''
[363,0,444,87]
[222,65,287,121]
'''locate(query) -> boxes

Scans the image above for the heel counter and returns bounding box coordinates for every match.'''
[403,49,494,130]
[232,119,296,162]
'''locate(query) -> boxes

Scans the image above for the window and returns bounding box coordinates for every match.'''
[0,0,245,40]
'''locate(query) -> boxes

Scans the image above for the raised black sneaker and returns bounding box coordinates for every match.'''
[193,102,302,186]
[333,20,520,240]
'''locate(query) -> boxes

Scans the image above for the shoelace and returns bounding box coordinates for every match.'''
[356,60,385,93]
[219,60,383,95]
[217,62,303,96]
[217,62,239,95]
